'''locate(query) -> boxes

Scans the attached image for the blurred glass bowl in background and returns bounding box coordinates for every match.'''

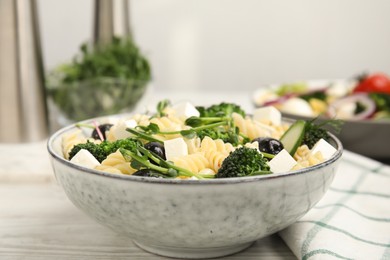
[46,36,152,129]
[47,77,149,128]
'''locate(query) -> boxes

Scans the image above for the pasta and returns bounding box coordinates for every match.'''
[232,113,270,140]
[184,137,201,154]
[63,100,336,179]
[199,137,234,172]
[62,130,88,159]
[292,145,325,170]
[171,152,211,174]
[95,150,137,175]
[150,116,187,140]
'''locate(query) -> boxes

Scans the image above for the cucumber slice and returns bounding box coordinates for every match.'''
[280,120,306,155]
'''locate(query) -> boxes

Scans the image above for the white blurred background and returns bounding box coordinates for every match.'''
[38,0,390,92]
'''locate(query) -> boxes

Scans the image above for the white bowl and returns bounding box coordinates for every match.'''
[47,117,343,259]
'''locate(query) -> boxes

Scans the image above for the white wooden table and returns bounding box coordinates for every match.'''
[0,183,296,259]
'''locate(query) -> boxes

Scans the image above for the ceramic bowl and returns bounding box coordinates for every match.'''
[47,117,343,259]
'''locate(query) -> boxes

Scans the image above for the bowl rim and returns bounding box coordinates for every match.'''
[281,111,390,126]
[47,116,343,185]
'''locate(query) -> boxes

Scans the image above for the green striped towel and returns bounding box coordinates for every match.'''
[279,150,390,260]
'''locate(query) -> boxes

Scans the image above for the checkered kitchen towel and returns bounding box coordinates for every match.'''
[279,150,390,260]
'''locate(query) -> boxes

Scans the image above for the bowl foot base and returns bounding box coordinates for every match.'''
[133,240,254,259]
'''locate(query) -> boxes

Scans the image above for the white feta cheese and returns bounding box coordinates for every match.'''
[253,106,282,126]
[268,149,297,173]
[171,102,200,119]
[310,138,337,160]
[70,149,100,169]
[111,119,137,140]
[164,137,188,161]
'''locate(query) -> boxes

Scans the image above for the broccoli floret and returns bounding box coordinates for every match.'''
[68,141,106,162]
[197,128,240,146]
[196,102,246,117]
[302,119,342,149]
[100,138,139,155]
[68,138,139,163]
[216,147,271,178]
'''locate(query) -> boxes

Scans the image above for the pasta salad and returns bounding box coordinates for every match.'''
[62,100,340,179]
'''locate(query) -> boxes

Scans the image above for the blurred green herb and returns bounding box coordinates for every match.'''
[56,37,151,83]
[47,37,151,121]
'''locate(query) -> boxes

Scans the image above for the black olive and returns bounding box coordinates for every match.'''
[91,123,113,140]
[252,137,284,155]
[144,142,166,160]
[132,169,163,178]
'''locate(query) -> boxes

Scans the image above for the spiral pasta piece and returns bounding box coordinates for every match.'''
[292,145,325,170]
[171,152,211,174]
[185,137,201,154]
[199,136,235,154]
[150,116,186,140]
[95,150,137,175]
[131,113,152,126]
[232,113,269,140]
[199,136,235,172]
[271,125,287,139]
[62,130,88,159]
[205,150,229,173]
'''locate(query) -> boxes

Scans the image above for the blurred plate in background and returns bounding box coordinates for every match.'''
[253,79,390,162]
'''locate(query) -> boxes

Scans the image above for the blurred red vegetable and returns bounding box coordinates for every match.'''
[354,73,390,94]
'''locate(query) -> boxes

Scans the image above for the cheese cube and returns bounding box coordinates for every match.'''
[253,106,282,126]
[164,137,188,161]
[70,149,100,169]
[111,119,137,140]
[171,102,200,119]
[268,149,297,173]
[310,138,337,160]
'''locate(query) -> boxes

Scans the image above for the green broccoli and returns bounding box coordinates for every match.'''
[196,127,241,146]
[216,147,271,178]
[68,138,139,163]
[196,102,246,117]
[68,141,106,162]
[302,119,343,149]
